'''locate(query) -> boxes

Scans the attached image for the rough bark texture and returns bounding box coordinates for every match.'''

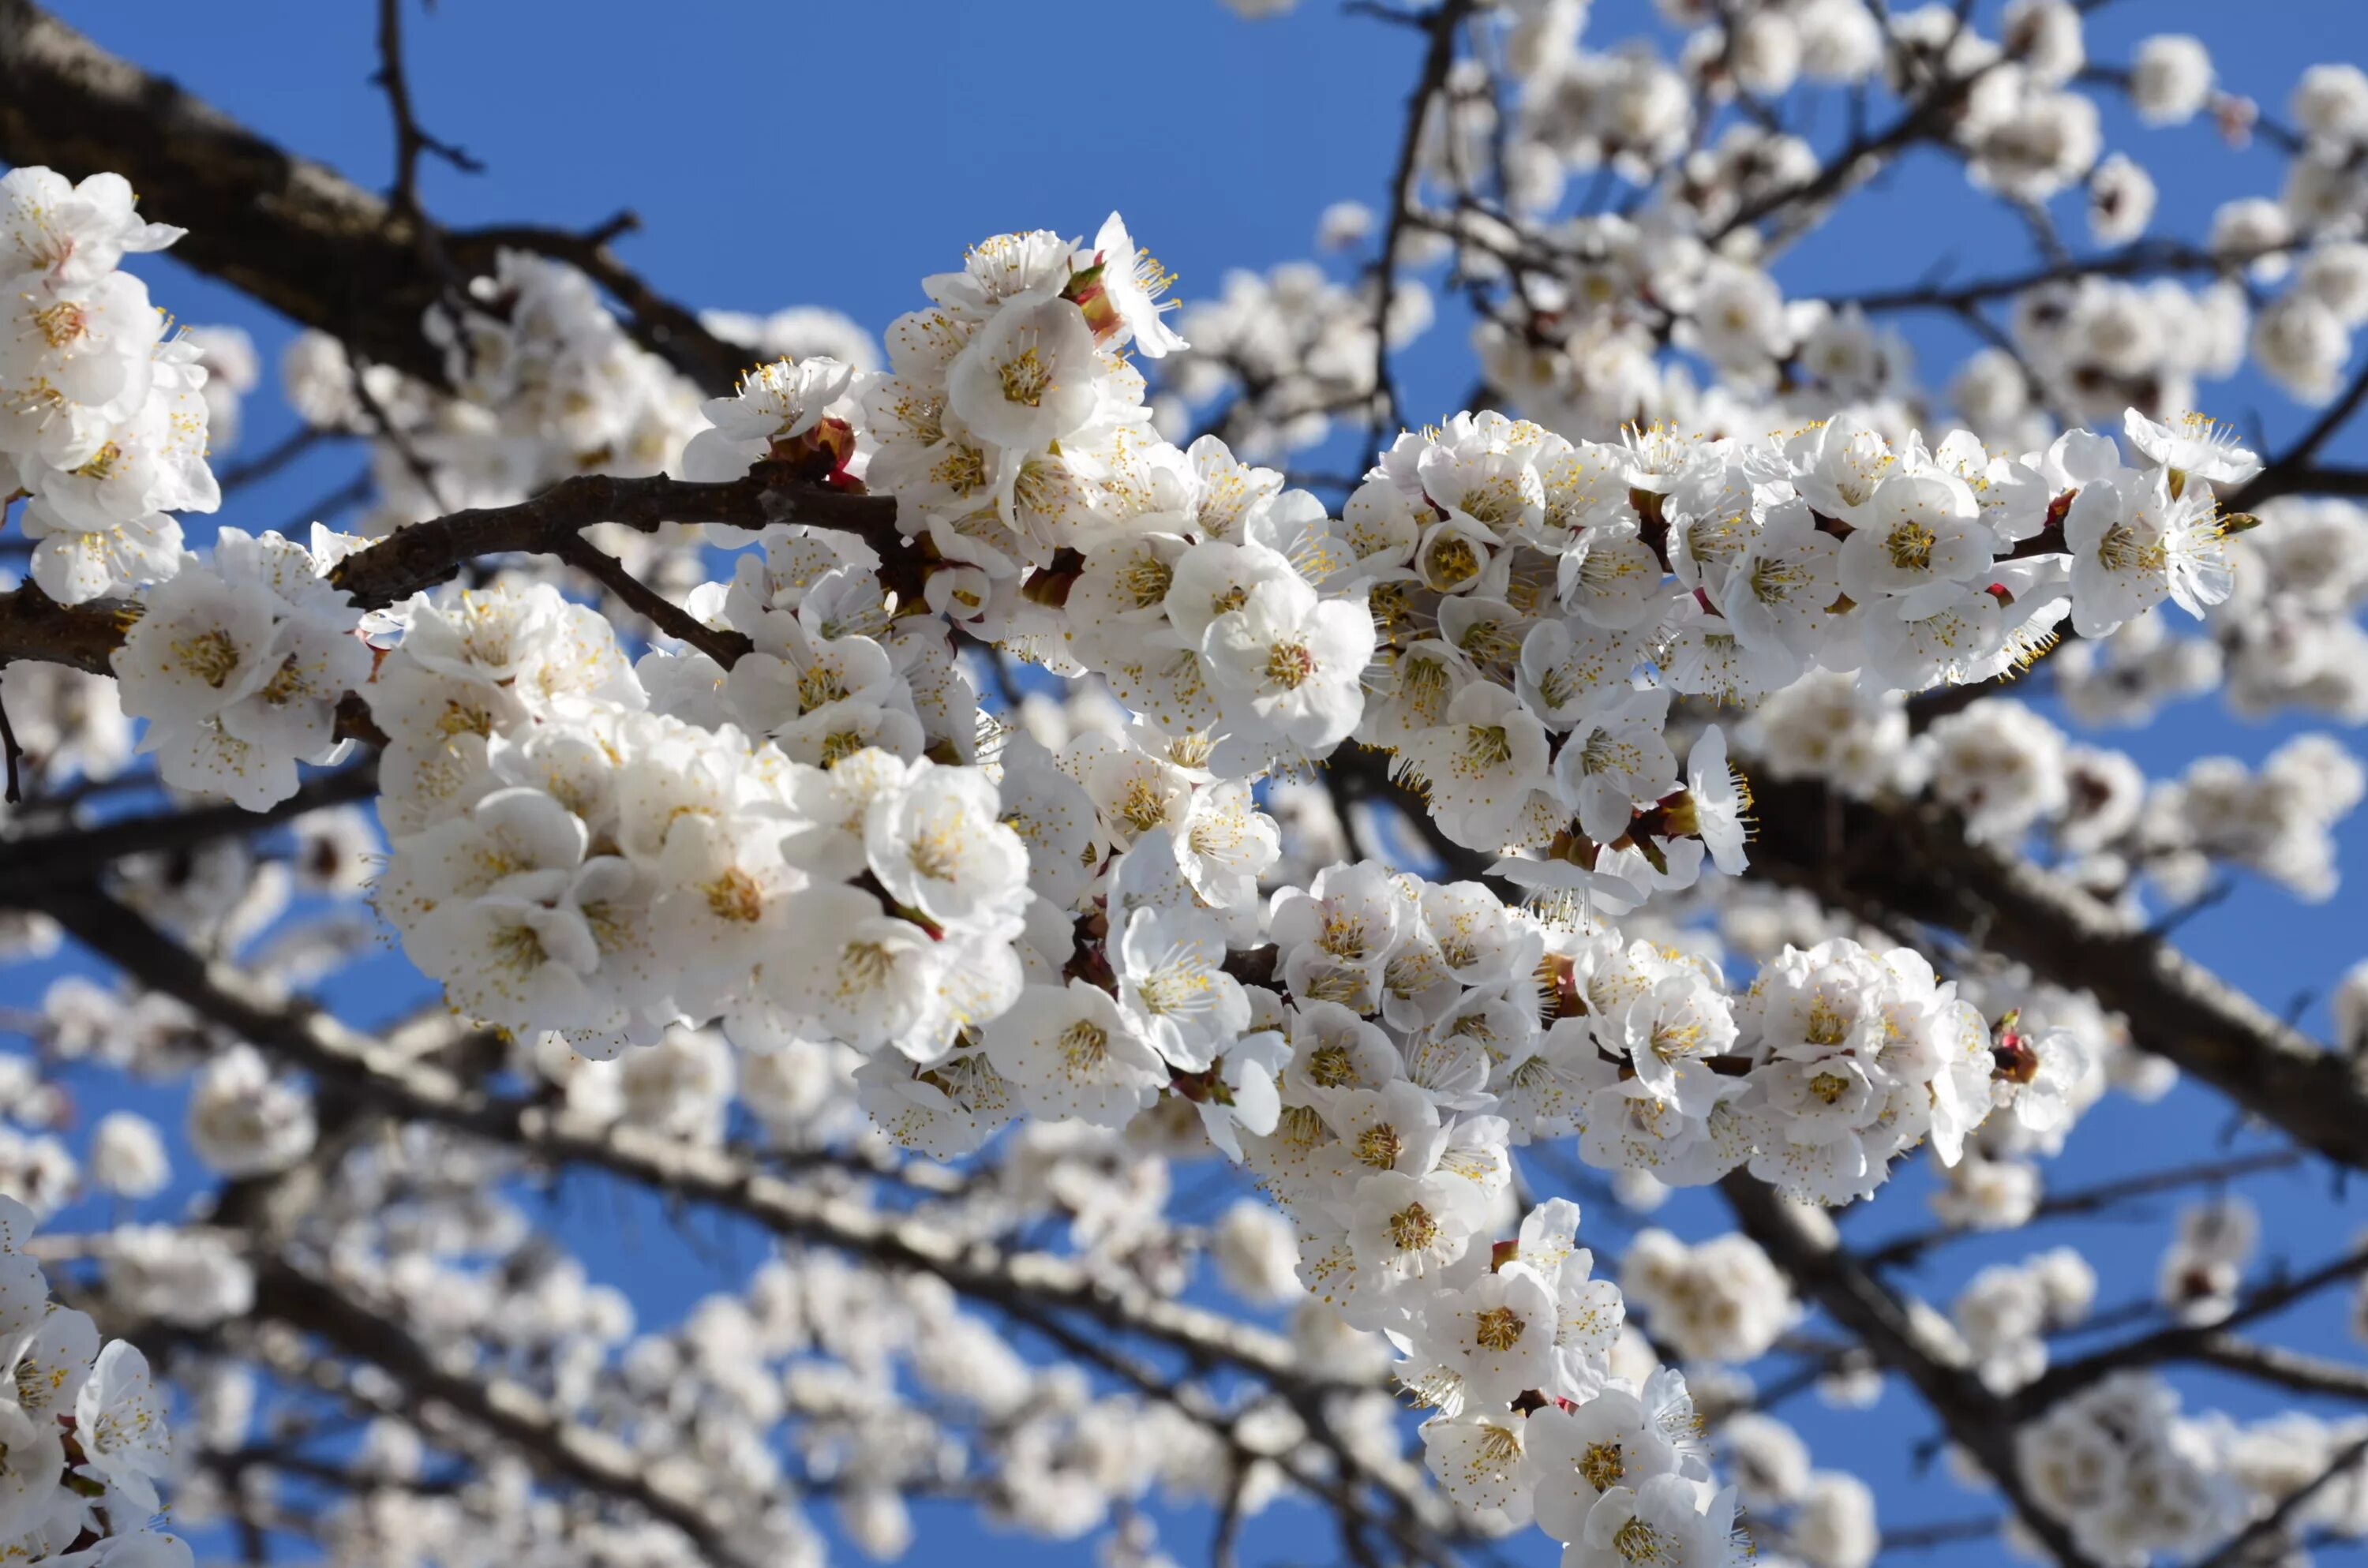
[1741,769,2368,1169]
[0,0,747,395]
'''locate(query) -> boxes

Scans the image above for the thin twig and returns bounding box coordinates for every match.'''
[1366,0,1472,442]
[372,0,481,217]
[552,532,753,668]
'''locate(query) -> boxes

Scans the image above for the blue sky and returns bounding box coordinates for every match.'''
[20,1,2368,1564]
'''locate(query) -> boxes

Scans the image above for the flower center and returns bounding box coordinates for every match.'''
[1306,1042,1358,1087]
[34,299,87,348]
[1579,1440,1627,1491]
[702,867,765,924]
[839,941,897,990]
[1059,1019,1109,1071]
[1463,724,1513,770]
[998,343,1054,408]
[171,628,245,690]
[1612,1516,1667,1564]
[1472,1304,1525,1352]
[1265,640,1317,689]
[490,922,548,975]
[907,826,963,882]
[1885,520,1938,571]
[1427,536,1482,587]
[1387,1202,1439,1253]
[1118,555,1174,608]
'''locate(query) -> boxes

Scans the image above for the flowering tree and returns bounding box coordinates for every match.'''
[1,0,2366,1564]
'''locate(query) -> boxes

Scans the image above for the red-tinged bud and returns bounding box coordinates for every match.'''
[1491,1239,1521,1272]
[1063,258,1123,342]
[1991,1009,2040,1083]
[1985,581,2017,608]
[766,416,860,485]
[2043,487,2078,534]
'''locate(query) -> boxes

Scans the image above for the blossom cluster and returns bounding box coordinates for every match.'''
[0,1194,188,1565]
[0,167,218,604]
[107,527,370,808]
[29,168,2336,1568]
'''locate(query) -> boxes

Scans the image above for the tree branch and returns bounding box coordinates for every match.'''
[1720,1175,2105,1568]
[26,885,1338,1407]
[253,1259,763,1568]
[0,470,905,680]
[1368,0,1473,438]
[1741,768,2368,1170]
[2014,1241,2368,1413]
[0,0,747,397]
[0,760,378,898]
[2187,1336,2368,1403]
[371,0,481,218]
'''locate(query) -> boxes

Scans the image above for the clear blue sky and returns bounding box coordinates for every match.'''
[21,2,2368,1564]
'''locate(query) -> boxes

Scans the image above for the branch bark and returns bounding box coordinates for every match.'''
[1720,1176,2104,1568]
[0,0,747,397]
[0,470,905,679]
[253,1259,765,1568]
[1740,769,2368,1170]
[28,885,1335,1405]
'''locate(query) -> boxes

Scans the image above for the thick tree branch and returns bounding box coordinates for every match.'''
[0,760,378,896]
[28,886,1334,1406]
[1720,1176,2104,1568]
[0,471,904,680]
[0,0,746,396]
[253,1259,762,1568]
[1741,769,2368,1170]
[2017,1241,2368,1413]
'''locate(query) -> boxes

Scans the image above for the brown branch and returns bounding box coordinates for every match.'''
[324,468,901,612]
[2187,1336,2368,1403]
[1741,768,2368,1171]
[0,692,19,804]
[2226,354,2368,512]
[1859,1150,2307,1270]
[2014,1241,2368,1414]
[1877,1514,2003,1555]
[26,886,1336,1406]
[1833,241,2277,315]
[0,582,136,676]
[0,473,903,682]
[2193,1429,2368,1568]
[0,0,746,397]
[1368,0,1473,438]
[452,220,752,395]
[0,761,378,896]
[253,1259,762,1568]
[371,0,481,218]
[1720,1176,2106,1568]
[1714,55,2006,243]
[552,533,752,668]
[215,425,351,496]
